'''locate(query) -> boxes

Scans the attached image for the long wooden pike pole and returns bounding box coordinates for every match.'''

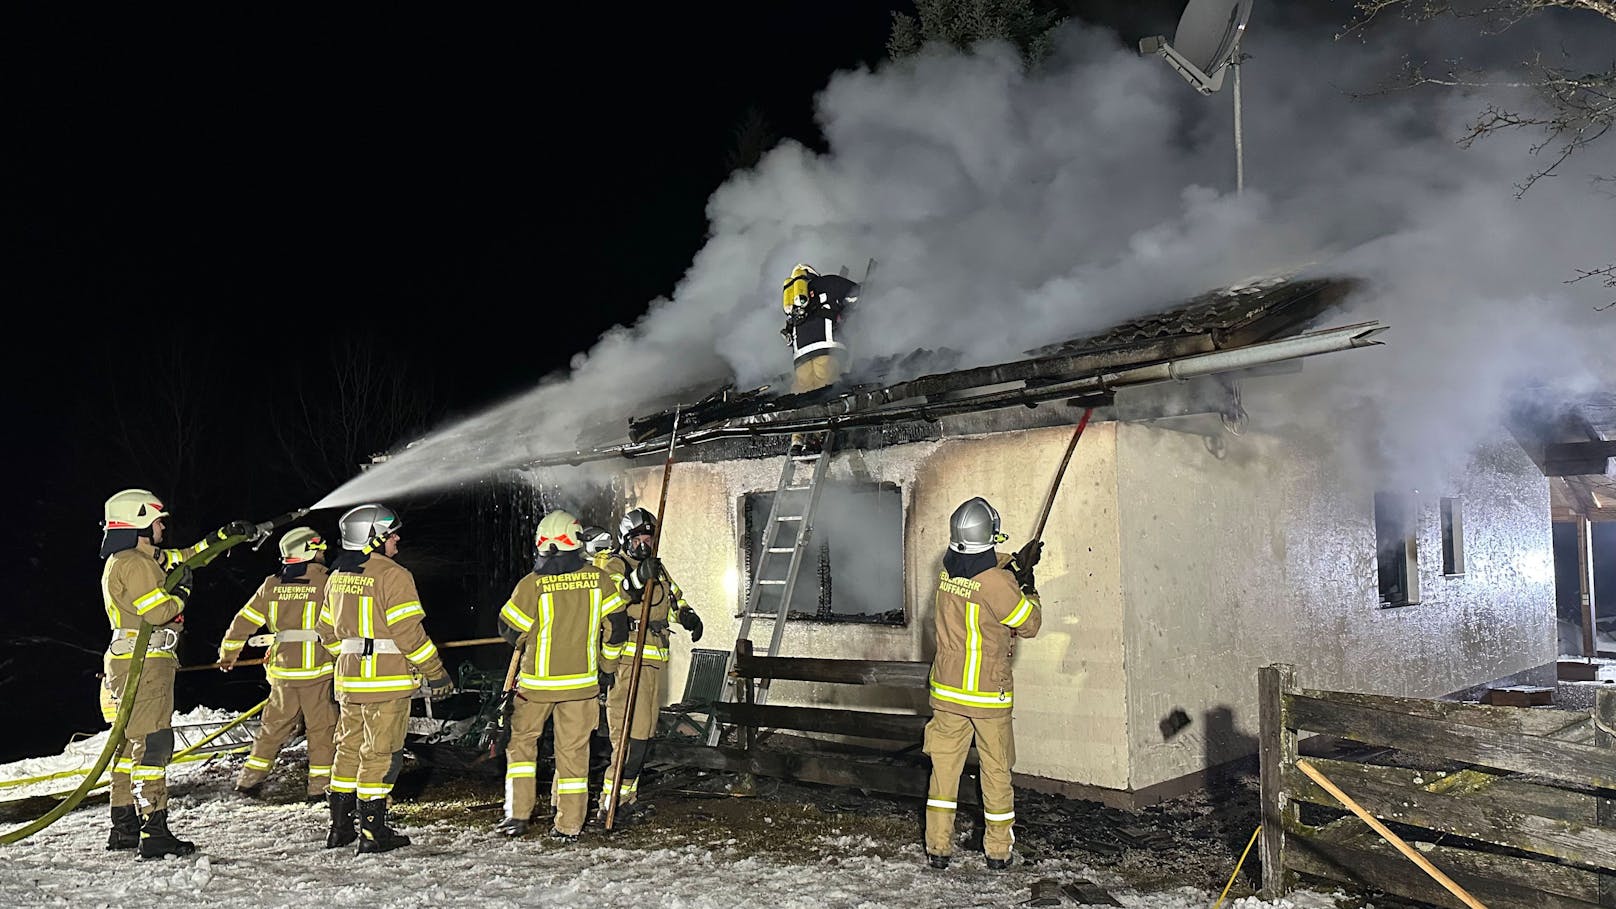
[1295,760,1488,909]
[1017,406,1094,565]
[178,636,508,673]
[606,405,682,830]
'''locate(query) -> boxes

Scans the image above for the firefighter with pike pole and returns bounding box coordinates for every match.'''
[490,510,626,840]
[96,489,291,858]
[923,407,1095,871]
[598,408,698,829]
[319,503,454,854]
[217,526,337,801]
[779,261,865,456]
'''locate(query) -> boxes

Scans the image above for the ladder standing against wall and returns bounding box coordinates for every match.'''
[706,434,837,746]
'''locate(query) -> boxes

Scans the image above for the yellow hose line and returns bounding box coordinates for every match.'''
[1212,826,1263,909]
[0,624,152,845]
[174,698,268,759]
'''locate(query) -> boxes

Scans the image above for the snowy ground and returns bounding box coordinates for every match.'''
[0,712,1352,909]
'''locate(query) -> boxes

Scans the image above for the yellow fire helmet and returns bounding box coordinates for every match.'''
[278,526,328,563]
[103,488,169,530]
[781,263,818,314]
[535,509,585,553]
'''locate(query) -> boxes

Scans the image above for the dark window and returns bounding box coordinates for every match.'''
[1374,492,1420,607]
[741,481,905,626]
[1440,497,1465,576]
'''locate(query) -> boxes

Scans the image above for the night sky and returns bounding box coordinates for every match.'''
[3,2,1198,761]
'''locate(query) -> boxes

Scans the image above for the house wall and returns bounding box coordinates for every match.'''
[625,423,1132,789]
[1115,423,1557,791]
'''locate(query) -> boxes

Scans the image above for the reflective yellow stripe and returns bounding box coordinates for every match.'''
[220,640,246,652]
[506,762,537,778]
[357,783,393,798]
[358,596,374,679]
[600,592,626,615]
[268,664,334,681]
[517,671,600,691]
[324,641,341,656]
[499,600,534,633]
[308,766,331,777]
[1001,597,1035,629]
[555,777,588,793]
[622,642,669,661]
[330,777,357,793]
[386,601,424,623]
[303,602,317,670]
[134,588,172,615]
[406,640,438,664]
[587,589,602,675]
[336,675,417,693]
[964,601,982,691]
[926,798,958,811]
[929,675,1013,708]
[132,765,166,781]
[983,809,1015,823]
[245,756,272,771]
[238,606,267,626]
[602,643,623,660]
[536,592,554,679]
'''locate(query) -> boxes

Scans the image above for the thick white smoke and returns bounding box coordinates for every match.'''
[317,10,1614,510]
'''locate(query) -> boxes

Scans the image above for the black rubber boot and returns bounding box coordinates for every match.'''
[986,856,1011,871]
[926,853,951,870]
[547,826,580,843]
[325,791,358,849]
[494,817,528,838]
[106,806,140,851]
[137,809,196,860]
[356,798,411,854]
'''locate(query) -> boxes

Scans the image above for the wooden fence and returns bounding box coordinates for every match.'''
[1259,663,1616,908]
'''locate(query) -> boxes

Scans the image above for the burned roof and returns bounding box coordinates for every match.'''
[537,273,1377,467]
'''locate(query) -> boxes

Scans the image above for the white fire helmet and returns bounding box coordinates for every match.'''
[103,489,168,530]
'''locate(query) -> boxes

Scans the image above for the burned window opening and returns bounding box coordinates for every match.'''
[1375,492,1421,607]
[740,481,906,626]
[1440,497,1465,577]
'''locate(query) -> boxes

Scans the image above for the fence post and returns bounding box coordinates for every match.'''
[1259,663,1298,899]
[1597,688,1616,907]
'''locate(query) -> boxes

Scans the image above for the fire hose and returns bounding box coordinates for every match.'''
[0,509,308,845]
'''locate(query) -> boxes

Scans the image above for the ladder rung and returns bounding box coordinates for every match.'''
[767,547,795,553]
[777,515,804,522]
[757,579,787,585]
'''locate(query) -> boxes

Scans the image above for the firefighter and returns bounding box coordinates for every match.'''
[98,489,254,858]
[780,262,860,455]
[596,506,703,824]
[318,503,453,854]
[493,510,626,840]
[218,527,337,801]
[923,497,1042,871]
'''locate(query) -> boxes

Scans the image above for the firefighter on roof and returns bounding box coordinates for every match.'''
[218,527,337,801]
[597,506,702,823]
[318,503,453,854]
[493,510,626,840]
[99,488,254,858]
[780,262,859,455]
[923,497,1042,872]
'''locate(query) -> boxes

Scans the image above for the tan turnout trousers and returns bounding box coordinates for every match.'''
[330,699,410,801]
[923,710,1017,860]
[505,696,596,835]
[237,681,339,796]
[602,664,661,807]
[105,657,177,813]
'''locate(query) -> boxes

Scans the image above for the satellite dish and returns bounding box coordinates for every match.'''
[1139,0,1254,95]
[1139,0,1257,193]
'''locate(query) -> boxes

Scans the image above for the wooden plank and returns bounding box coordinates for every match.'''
[1295,757,1598,824]
[1597,689,1616,908]
[1259,664,1297,899]
[1289,830,1605,909]
[651,738,961,803]
[734,651,932,688]
[1288,694,1616,789]
[1285,761,1616,870]
[1296,687,1589,738]
[1483,686,1554,707]
[713,702,929,742]
[1561,661,1602,682]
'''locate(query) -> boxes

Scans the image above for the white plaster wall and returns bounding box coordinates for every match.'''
[626,424,1131,789]
[1115,423,1557,791]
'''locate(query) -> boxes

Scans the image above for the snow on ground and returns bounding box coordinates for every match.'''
[0,713,1349,909]
[0,707,242,802]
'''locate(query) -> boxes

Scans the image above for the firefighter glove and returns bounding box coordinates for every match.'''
[629,556,660,591]
[219,520,258,541]
[605,611,630,646]
[1009,548,1039,595]
[676,606,703,643]
[426,674,454,701]
[164,564,195,600]
[598,670,617,691]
